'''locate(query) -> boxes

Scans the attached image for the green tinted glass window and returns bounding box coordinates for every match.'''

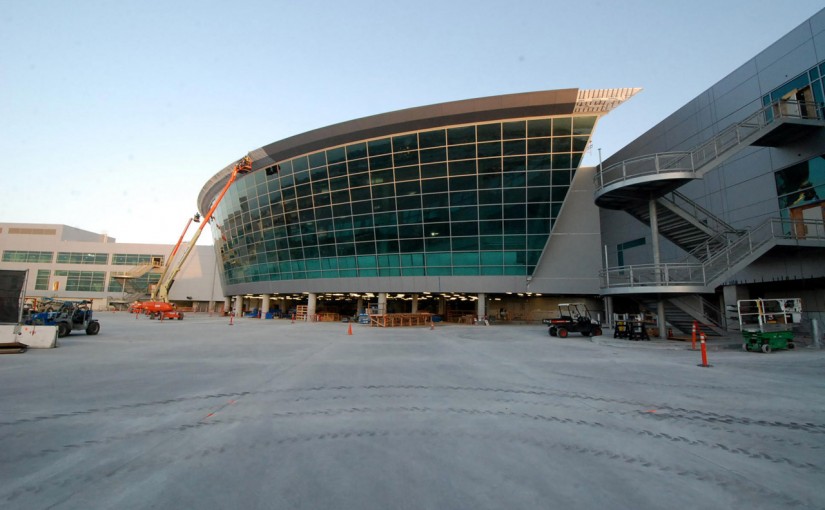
[393,134,417,151]
[326,147,346,164]
[309,152,326,168]
[552,154,571,169]
[422,193,448,208]
[452,237,478,251]
[479,189,502,204]
[346,143,367,160]
[368,138,392,156]
[503,121,525,139]
[370,155,392,170]
[421,162,447,178]
[394,150,419,166]
[477,123,501,141]
[449,176,476,191]
[419,129,446,148]
[553,118,572,136]
[573,116,596,135]
[395,165,420,181]
[553,137,571,152]
[478,142,502,158]
[448,126,475,145]
[292,156,309,173]
[420,147,446,163]
[448,144,476,160]
[503,140,525,156]
[528,138,552,154]
[572,136,589,152]
[527,119,551,137]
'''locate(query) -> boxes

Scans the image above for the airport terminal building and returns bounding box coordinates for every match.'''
[199,89,640,320]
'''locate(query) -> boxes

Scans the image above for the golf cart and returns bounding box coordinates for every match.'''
[544,303,602,337]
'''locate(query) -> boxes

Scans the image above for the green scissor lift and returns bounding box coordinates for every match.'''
[737,298,801,353]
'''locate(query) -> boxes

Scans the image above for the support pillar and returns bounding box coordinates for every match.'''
[357,298,365,315]
[603,296,613,327]
[411,294,419,313]
[307,293,317,320]
[261,294,270,319]
[223,297,231,315]
[378,293,387,315]
[233,295,242,317]
[648,199,667,339]
[722,285,750,331]
[477,293,486,320]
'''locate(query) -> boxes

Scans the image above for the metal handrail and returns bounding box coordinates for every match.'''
[663,190,739,234]
[601,218,825,290]
[595,99,824,193]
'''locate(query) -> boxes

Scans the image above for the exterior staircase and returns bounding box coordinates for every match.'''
[636,295,726,337]
[624,191,741,261]
[110,262,159,279]
[594,97,825,295]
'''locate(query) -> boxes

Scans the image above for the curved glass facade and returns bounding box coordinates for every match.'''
[211,116,597,286]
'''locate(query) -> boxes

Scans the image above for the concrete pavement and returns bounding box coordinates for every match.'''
[1,313,824,509]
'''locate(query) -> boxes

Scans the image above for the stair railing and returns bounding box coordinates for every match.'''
[595,99,824,193]
[601,217,825,290]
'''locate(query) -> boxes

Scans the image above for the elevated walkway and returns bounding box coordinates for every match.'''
[594,99,825,209]
[600,218,825,295]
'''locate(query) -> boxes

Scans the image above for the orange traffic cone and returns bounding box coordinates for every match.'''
[348,323,353,335]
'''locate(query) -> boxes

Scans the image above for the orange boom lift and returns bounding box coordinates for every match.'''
[137,155,253,319]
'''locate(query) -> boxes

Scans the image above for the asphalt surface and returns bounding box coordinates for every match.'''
[2,313,824,510]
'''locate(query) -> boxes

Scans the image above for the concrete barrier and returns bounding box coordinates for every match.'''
[0,324,58,348]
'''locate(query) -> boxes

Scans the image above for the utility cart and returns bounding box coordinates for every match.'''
[543,303,602,338]
[737,298,801,353]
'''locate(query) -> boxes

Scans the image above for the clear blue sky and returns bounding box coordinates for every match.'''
[2,0,823,245]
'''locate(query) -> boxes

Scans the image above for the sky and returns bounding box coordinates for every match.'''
[2,0,823,245]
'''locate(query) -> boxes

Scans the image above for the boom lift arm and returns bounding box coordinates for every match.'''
[149,213,200,301]
[152,155,253,304]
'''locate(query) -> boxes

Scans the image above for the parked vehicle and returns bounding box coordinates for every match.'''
[26,299,100,337]
[544,303,602,337]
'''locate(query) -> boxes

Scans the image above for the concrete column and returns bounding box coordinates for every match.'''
[223,297,231,315]
[357,298,365,315]
[307,293,317,320]
[649,198,661,270]
[261,294,270,318]
[603,296,613,327]
[657,299,667,339]
[234,295,242,317]
[648,199,667,339]
[477,293,486,320]
[722,285,749,331]
[378,293,387,314]
[438,296,446,315]
[411,294,419,313]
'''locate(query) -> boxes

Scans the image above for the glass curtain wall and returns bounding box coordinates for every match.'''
[212,117,596,285]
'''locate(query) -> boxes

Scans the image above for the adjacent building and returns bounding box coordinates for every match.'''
[0,223,225,312]
[597,8,825,333]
